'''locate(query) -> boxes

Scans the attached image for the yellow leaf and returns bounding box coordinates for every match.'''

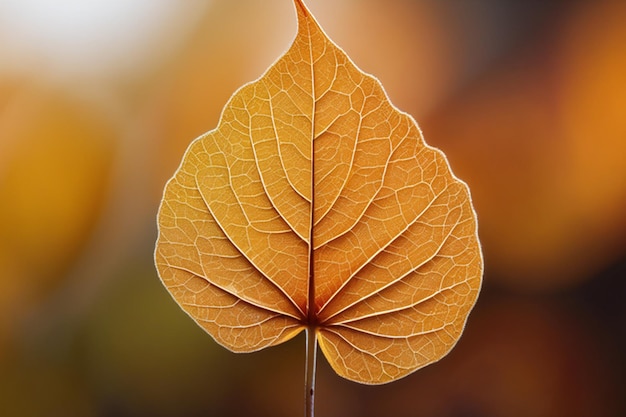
[155,0,482,385]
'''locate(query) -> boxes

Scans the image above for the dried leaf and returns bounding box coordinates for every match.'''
[155,0,482,384]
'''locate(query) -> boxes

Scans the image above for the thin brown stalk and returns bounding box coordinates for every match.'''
[305,327,317,417]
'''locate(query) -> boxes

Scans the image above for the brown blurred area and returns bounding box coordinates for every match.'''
[0,1,624,416]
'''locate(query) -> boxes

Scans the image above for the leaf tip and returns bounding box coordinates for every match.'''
[294,0,309,14]
[294,0,313,24]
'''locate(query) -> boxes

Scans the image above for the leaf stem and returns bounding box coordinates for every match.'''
[305,327,317,417]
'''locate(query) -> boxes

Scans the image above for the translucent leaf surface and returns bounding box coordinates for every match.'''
[155,0,482,384]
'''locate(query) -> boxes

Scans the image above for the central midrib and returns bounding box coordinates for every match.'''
[306,9,317,328]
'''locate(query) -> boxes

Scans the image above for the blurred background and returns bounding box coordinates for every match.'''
[1,0,625,416]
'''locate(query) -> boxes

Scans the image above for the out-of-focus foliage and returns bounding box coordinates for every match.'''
[0,86,116,359]
[0,1,624,416]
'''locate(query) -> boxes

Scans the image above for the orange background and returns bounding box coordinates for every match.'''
[1,1,624,416]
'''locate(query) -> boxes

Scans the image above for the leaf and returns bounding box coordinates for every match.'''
[155,0,482,385]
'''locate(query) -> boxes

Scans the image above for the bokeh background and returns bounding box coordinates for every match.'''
[1,0,625,416]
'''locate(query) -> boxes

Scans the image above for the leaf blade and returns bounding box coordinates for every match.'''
[155,0,483,382]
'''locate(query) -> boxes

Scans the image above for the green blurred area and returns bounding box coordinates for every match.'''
[0,1,625,416]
